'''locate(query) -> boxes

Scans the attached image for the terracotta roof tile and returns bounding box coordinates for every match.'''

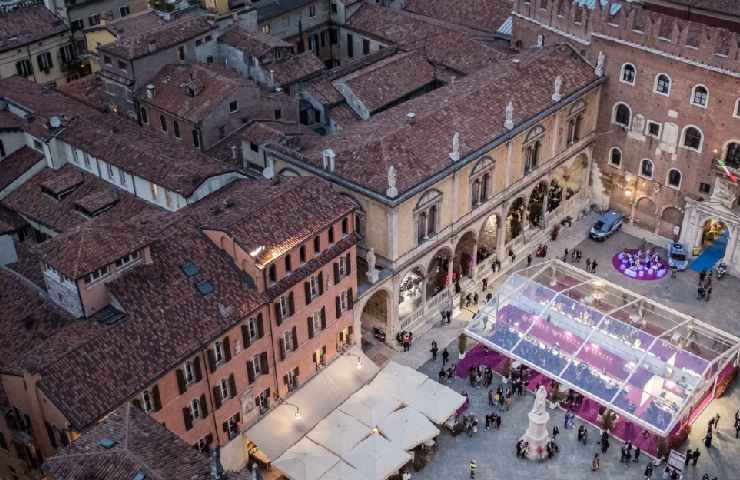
[221,26,292,58]
[2,164,159,233]
[99,11,215,60]
[0,6,68,53]
[0,146,44,192]
[405,0,513,33]
[59,75,109,112]
[59,113,236,196]
[269,51,325,86]
[44,404,249,480]
[139,63,258,123]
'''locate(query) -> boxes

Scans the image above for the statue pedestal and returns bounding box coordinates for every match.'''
[521,410,550,461]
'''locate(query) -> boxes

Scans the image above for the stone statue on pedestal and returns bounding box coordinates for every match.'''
[386,165,398,198]
[366,248,379,284]
[520,385,551,461]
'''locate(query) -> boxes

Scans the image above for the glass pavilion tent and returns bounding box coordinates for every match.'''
[466,260,740,437]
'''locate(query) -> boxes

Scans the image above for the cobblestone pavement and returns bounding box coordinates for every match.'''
[411,347,740,480]
[399,220,740,480]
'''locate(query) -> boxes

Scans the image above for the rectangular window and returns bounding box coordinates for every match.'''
[338,255,349,277]
[246,316,260,343]
[142,389,154,413]
[225,413,240,440]
[256,388,270,414]
[191,398,202,419]
[16,59,33,77]
[347,33,354,57]
[177,46,185,62]
[646,121,661,138]
[229,101,238,113]
[300,245,306,263]
[196,39,203,47]
[250,142,259,152]
[103,55,112,66]
[86,265,110,283]
[328,226,335,244]
[206,55,214,64]
[120,6,130,16]
[309,5,316,17]
[88,14,101,27]
[699,182,711,194]
[193,129,201,149]
[278,294,292,321]
[309,274,321,300]
[362,39,370,55]
[214,340,225,364]
[274,109,282,120]
[251,353,263,378]
[184,360,196,384]
[268,264,277,283]
[286,367,299,392]
[283,330,296,352]
[313,235,321,254]
[140,106,148,124]
[37,52,53,72]
[330,28,337,45]
[117,60,126,71]
[71,19,85,31]
[262,23,271,34]
[285,254,292,272]
[342,217,349,235]
[160,115,167,132]
[173,120,181,139]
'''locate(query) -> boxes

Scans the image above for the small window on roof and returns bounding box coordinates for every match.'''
[181,261,199,278]
[196,280,215,296]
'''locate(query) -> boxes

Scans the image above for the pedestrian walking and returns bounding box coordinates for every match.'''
[442,348,450,366]
[735,417,740,438]
[644,462,654,480]
[552,425,559,439]
[705,285,713,302]
[527,254,532,267]
[713,413,720,429]
[586,258,591,271]
[563,248,569,262]
[576,249,582,263]
[473,293,479,307]
[438,368,446,383]
[692,448,700,466]
[634,446,640,462]
[482,278,488,291]
[469,460,477,479]
[488,389,494,407]
[700,270,706,283]
[704,429,712,448]
[684,450,691,467]
[431,341,438,361]
[592,453,600,472]
[592,260,598,273]
[571,249,577,262]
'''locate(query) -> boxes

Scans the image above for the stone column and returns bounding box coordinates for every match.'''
[722,225,738,266]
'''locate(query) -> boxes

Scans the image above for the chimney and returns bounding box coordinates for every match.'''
[322,148,336,172]
[406,112,416,125]
[147,40,156,53]
[146,84,155,99]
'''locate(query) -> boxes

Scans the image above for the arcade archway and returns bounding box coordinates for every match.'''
[398,267,424,318]
[453,231,476,279]
[426,248,451,300]
[547,179,563,213]
[478,214,499,262]
[360,289,390,343]
[659,207,683,241]
[506,197,526,243]
[528,182,548,228]
[633,197,657,231]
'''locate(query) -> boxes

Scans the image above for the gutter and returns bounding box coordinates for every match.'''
[265,74,606,207]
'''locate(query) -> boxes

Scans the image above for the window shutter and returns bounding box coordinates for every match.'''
[307,317,315,339]
[275,303,282,326]
[200,394,208,417]
[320,307,326,329]
[295,366,300,378]
[260,352,269,374]
[132,398,142,410]
[176,368,187,395]
[288,292,295,316]
[207,349,217,373]
[304,281,312,305]
[291,326,298,351]
[15,62,22,76]
[333,262,340,284]
[348,288,354,309]
[247,361,256,384]
[193,357,203,381]
[213,386,222,410]
[235,412,241,424]
[222,421,228,433]
[45,422,57,449]
[346,253,351,275]
[283,374,289,385]
[279,338,286,360]
[313,351,318,364]
[205,433,213,446]
[228,374,237,399]
[152,385,162,412]
[242,325,250,350]
[257,313,264,338]
[318,271,324,295]
[335,296,341,319]
[183,407,193,431]
[223,336,231,362]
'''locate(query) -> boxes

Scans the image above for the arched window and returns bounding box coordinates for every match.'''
[734,98,740,118]
[609,147,622,167]
[640,159,654,178]
[654,74,671,96]
[667,169,681,188]
[524,141,540,175]
[470,156,493,209]
[620,63,636,85]
[690,85,708,107]
[682,126,703,151]
[415,190,442,245]
[160,114,167,132]
[725,142,740,169]
[0,139,5,158]
[613,102,631,127]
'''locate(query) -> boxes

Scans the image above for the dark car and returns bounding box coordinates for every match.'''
[589,210,624,241]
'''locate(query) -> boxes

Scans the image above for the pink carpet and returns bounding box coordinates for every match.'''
[612,249,668,281]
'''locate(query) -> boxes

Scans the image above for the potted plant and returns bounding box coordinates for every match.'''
[458,333,467,359]
[600,409,615,432]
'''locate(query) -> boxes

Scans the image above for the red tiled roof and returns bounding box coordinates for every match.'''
[2,164,159,234]
[405,0,513,34]
[0,146,44,192]
[6,240,46,289]
[0,110,22,131]
[269,51,325,86]
[0,6,68,53]
[59,75,109,112]
[139,63,258,123]
[195,177,357,267]
[287,45,599,197]
[44,404,249,480]
[336,51,435,114]
[409,30,514,75]
[59,113,236,196]
[221,26,292,58]
[99,10,215,60]
[38,217,265,430]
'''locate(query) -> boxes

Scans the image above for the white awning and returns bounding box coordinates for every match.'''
[377,407,439,451]
[338,385,402,428]
[319,460,370,480]
[405,378,466,424]
[367,361,427,405]
[307,410,371,459]
[245,351,379,460]
[273,437,340,480]
[346,433,411,480]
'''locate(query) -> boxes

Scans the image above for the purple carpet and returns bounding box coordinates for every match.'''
[612,249,668,281]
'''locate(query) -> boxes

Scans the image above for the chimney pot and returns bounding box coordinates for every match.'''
[406,112,416,125]
[147,40,156,53]
[146,84,155,99]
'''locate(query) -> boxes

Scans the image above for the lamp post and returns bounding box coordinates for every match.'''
[345,352,364,370]
[284,402,302,420]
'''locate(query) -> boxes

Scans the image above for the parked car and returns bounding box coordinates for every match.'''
[667,242,689,270]
[589,210,624,241]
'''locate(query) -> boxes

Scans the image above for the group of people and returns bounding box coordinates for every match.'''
[619,441,641,464]
[398,330,414,352]
[515,439,531,458]
[469,364,495,388]
[697,269,714,302]
[562,248,600,273]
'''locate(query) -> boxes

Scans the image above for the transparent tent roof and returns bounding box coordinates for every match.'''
[466,260,740,435]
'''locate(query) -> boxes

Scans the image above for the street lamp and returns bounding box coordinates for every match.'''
[345,352,363,370]
[284,402,302,420]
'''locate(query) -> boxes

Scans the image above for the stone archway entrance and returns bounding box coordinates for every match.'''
[398,267,424,319]
[426,248,451,300]
[360,289,390,352]
[659,207,683,241]
[633,197,657,231]
[547,179,563,213]
[528,182,548,228]
[478,214,499,263]
[506,197,526,243]
[453,231,476,279]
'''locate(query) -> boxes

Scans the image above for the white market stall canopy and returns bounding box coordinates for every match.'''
[319,460,370,480]
[307,410,371,459]
[274,437,340,480]
[338,385,403,428]
[405,378,467,424]
[368,361,428,405]
[378,407,440,451]
[245,351,379,460]
[346,434,412,480]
